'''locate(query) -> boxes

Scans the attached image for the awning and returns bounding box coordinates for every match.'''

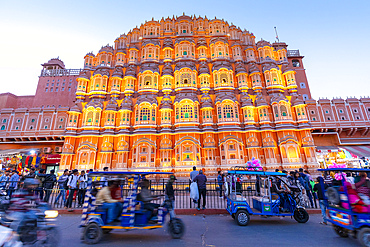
[315,146,339,153]
[0,148,40,156]
[40,154,61,164]
[340,146,370,158]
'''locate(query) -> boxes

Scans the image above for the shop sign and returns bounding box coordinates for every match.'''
[41,154,61,164]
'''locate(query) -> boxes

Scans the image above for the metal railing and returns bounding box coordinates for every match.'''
[287,50,300,57]
[0,179,318,209]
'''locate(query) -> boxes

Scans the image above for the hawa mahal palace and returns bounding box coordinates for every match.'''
[1,15,370,177]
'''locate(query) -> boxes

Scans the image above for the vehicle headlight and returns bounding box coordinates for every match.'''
[45,210,59,218]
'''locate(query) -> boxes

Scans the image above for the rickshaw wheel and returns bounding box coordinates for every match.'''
[168,218,185,239]
[358,227,370,246]
[235,210,250,226]
[333,225,349,238]
[83,223,103,244]
[293,208,309,223]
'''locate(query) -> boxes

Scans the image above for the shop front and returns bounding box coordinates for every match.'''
[40,154,61,173]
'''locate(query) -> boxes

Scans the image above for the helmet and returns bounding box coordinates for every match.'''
[23,178,40,188]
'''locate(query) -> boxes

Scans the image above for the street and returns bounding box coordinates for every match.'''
[57,214,358,247]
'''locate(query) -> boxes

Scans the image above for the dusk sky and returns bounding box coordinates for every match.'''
[1,0,369,100]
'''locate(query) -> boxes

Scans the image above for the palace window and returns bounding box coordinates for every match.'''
[140,108,150,121]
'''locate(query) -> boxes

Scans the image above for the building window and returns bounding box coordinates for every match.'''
[63,79,65,82]
[303,94,308,100]
[45,88,48,92]
[44,125,48,129]
[46,83,49,86]
[17,119,20,123]
[292,60,300,67]
[356,116,360,119]
[312,117,316,121]
[69,82,72,86]
[47,80,49,82]
[339,109,343,113]
[60,118,63,122]
[325,110,329,114]
[2,119,6,123]
[0,125,5,130]
[30,126,33,129]
[57,80,60,82]
[62,87,64,91]
[354,109,358,113]
[52,83,54,86]
[327,117,331,120]
[341,117,345,120]
[58,125,62,129]
[300,82,306,88]
[69,79,72,82]
[45,118,49,122]
[31,119,35,123]
[52,80,54,82]
[56,88,59,92]
[15,126,19,130]
[311,110,315,114]
[68,87,71,91]
[50,88,53,92]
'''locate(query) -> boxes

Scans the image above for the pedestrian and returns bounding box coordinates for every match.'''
[43,169,56,203]
[35,169,46,200]
[194,170,207,210]
[24,168,36,178]
[290,171,307,207]
[299,168,314,208]
[8,170,20,197]
[101,167,109,187]
[313,177,329,225]
[217,171,223,198]
[78,170,88,207]
[65,169,79,211]
[165,175,177,218]
[55,169,69,205]
[190,166,199,203]
[323,171,333,185]
[0,170,10,189]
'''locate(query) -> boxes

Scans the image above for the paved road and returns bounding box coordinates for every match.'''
[57,214,359,247]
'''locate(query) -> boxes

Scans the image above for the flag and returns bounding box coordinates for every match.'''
[17,163,22,173]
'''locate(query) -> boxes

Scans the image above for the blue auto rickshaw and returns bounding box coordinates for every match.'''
[80,171,185,244]
[226,168,309,226]
[318,168,370,247]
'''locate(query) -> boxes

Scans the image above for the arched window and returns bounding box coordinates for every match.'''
[223,105,234,118]
[280,105,287,116]
[181,104,193,119]
[87,111,93,123]
[292,60,300,67]
[0,125,5,130]
[140,108,150,121]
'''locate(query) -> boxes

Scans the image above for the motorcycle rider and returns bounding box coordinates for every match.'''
[8,178,41,213]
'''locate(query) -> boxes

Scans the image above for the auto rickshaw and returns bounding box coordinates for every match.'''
[226,168,309,226]
[80,171,185,244]
[318,168,370,247]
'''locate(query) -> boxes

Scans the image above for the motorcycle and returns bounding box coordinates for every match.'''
[0,204,59,246]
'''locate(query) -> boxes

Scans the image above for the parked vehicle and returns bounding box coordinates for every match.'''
[81,171,185,244]
[319,168,370,247]
[226,168,309,226]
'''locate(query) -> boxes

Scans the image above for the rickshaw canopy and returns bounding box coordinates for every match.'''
[318,168,369,172]
[87,171,173,177]
[227,170,286,176]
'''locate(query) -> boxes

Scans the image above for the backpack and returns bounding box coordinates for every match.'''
[63,175,71,190]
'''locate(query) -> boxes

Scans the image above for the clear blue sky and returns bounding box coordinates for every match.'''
[0,0,369,99]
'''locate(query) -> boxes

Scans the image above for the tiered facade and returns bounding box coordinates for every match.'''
[60,15,318,177]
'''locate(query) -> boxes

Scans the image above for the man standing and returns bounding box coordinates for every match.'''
[78,170,88,207]
[43,170,56,203]
[194,170,207,210]
[190,166,199,204]
[217,171,223,198]
[8,170,19,197]
[166,175,176,217]
[55,169,69,205]
[313,177,329,225]
[65,169,79,211]
[35,169,46,200]
[0,170,10,189]
[24,168,36,178]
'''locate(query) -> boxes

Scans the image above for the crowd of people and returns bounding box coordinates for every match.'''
[0,167,88,212]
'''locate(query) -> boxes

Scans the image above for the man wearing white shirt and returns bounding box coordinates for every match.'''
[65,169,79,211]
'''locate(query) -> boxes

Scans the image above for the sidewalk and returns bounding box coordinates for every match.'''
[57,208,322,215]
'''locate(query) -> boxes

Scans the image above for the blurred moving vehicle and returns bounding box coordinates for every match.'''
[0,224,23,247]
[319,168,370,247]
[80,171,185,244]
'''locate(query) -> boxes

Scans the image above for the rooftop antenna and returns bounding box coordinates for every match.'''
[274,27,280,43]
